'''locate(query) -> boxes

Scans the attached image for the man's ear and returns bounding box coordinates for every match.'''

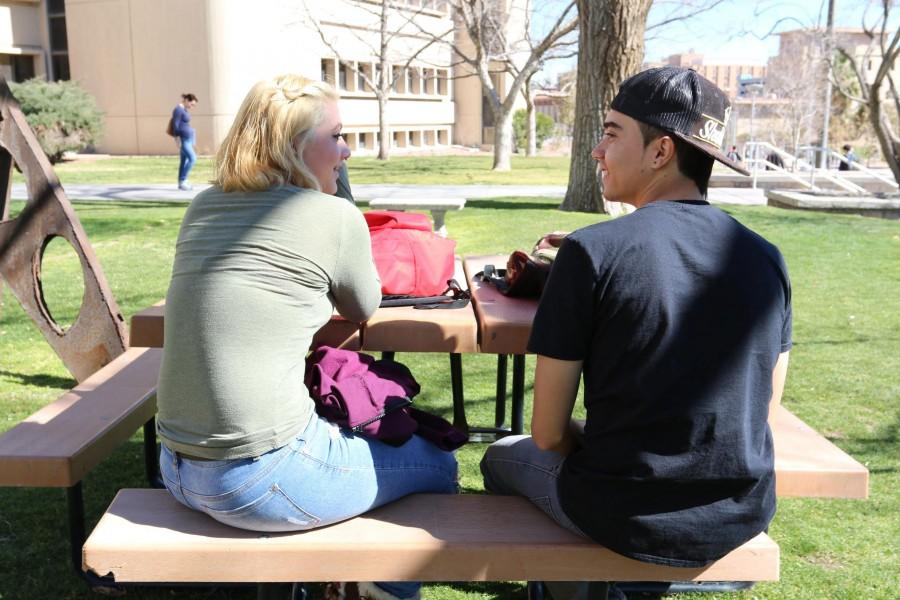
[650,136,677,170]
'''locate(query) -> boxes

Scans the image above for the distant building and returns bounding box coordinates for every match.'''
[771,27,900,88]
[644,51,766,97]
[0,0,527,155]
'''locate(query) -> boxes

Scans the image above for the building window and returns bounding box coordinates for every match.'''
[358,65,367,91]
[392,65,404,93]
[47,0,69,80]
[4,55,36,82]
[321,58,337,86]
[482,94,494,128]
[338,63,348,90]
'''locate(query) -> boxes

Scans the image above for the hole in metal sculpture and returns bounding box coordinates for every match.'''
[37,235,85,332]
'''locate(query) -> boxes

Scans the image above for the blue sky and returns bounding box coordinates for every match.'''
[536,0,896,79]
[644,0,892,64]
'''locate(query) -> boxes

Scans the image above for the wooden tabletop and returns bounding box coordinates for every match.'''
[130,261,477,354]
[364,259,477,353]
[130,301,362,351]
[462,255,538,355]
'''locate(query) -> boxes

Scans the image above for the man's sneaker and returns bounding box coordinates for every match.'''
[178,182,193,191]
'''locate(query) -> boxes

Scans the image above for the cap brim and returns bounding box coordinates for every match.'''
[671,131,751,176]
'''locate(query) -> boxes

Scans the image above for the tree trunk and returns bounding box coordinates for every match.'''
[867,78,900,183]
[377,94,390,160]
[492,109,514,171]
[561,0,652,213]
[525,78,536,157]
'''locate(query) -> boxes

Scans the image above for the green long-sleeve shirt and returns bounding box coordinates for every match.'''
[157,185,381,460]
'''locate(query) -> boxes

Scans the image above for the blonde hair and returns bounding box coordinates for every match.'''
[215,74,338,192]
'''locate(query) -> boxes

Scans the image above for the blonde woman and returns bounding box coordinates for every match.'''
[156,75,457,600]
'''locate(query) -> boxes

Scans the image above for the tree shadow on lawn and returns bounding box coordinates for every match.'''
[466,198,560,210]
[0,369,73,389]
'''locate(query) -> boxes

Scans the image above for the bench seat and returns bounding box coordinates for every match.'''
[368,197,465,237]
[771,405,868,498]
[83,490,779,584]
[0,346,162,488]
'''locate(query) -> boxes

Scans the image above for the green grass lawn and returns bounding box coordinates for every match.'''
[0,197,898,599]
[20,155,573,186]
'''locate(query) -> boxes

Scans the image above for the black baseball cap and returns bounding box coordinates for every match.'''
[610,66,750,176]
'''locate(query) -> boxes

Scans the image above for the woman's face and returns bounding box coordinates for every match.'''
[299,101,350,195]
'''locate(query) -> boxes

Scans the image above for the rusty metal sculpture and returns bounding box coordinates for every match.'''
[0,79,126,382]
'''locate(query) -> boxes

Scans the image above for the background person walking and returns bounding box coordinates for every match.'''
[172,93,198,190]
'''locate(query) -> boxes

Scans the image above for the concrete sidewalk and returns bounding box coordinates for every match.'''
[10,183,767,205]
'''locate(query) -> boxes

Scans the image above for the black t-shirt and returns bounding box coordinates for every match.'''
[528,200,792,567]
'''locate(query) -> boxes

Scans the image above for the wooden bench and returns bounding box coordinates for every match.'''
[0,346,162,575]
[368,197,466,237]
[83,490,779,597]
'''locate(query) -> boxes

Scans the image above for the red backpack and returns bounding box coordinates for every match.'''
[364,210,456,297]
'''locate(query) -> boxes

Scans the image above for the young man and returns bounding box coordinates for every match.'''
[481,67,792,583]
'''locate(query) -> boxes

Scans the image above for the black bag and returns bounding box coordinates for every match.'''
[379,279,470,309]
[479,232,567,298]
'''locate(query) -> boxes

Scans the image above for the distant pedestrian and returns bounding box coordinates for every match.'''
[172,93,198,190]
[765,150,784,170]
[726,145,741,162]
[838,144,857,171]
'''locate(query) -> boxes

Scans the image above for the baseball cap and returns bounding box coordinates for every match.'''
[610,66,750,176]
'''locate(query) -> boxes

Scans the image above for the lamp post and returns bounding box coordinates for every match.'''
[820,0,836,169]
[745,82,764,188]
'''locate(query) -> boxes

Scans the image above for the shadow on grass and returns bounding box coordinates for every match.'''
[0,369,74,389]
[467,198,560,210]
[795,336,900,346]
[446,581,528,598]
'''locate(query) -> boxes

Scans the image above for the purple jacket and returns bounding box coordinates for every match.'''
[305,347,467,450]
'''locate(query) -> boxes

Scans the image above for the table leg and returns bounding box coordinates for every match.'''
[450,353,468,432]
[431,209,448,237]
[495,354,508,428]
[512,354,526,434]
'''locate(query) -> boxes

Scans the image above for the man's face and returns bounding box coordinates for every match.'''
[591,110,654,205]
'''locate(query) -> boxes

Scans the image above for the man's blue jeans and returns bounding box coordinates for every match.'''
[178,137,196,184]
[161,413,458,598]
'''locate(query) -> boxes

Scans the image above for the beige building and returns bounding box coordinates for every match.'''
[646,51,767,98]
[0,0,61,83]
[771,27,900,88]
[0,0,526,155]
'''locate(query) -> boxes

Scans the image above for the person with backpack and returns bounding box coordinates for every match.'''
[156,74,457,600]
[171,93,198,190]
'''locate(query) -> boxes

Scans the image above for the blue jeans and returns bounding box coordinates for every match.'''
[178,137,196,183]
[161,413,458,598]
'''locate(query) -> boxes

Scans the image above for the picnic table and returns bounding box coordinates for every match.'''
[129,253,868,499]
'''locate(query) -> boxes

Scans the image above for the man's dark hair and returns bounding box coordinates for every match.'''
[182,93,198,102]
[638,122,714,197]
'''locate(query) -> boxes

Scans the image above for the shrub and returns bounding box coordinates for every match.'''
[513,109,555,152]
[8,79,104,163]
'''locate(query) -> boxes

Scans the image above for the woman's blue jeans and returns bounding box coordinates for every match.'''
[160,413,458,599]
[178,137,196,183]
